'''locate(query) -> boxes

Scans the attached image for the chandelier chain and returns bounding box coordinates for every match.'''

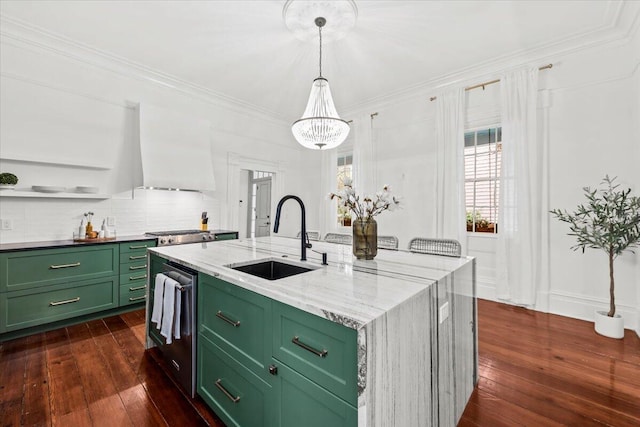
[318,23,322,77]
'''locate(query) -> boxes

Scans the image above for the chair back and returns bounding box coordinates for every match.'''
[377,235,399,250]
[296,231,320,241]
[408,238,461,257]
[324,233,353,245]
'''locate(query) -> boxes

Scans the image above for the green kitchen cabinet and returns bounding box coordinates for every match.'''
[214,232,239,241]
[271,361,357,427]
[195,270,357,427]
[272,300,357,406]
[0,238,156,338]
[199,273,272,380]
[118,240,155,307]
[0,276,118,332]
[0,244,118,293]
[199,334,275,427]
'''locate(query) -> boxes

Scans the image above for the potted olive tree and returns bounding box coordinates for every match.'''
[550,175,640,339]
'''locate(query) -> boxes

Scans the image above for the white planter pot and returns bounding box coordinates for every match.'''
[594,310,624,339]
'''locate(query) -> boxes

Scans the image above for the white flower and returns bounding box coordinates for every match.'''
[329,182,402,221]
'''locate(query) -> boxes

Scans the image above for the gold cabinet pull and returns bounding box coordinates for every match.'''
[49,262,81,269]
[129,245,148,249]
[215,379,241,403]
[292,336,328,358]
[216,311,241,327]
[129,255,147,260]
[129,265,147,271]
[129,295,146,302]
[129,285,147,291]
[129,274,147,281]
[49,297,80,306]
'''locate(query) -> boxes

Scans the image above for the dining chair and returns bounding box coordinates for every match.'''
[408,237,461,257]
[324,233,353,245]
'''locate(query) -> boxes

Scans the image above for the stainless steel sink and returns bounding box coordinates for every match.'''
[229,259,316,281]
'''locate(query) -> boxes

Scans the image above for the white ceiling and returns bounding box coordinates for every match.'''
[0,1,630,122]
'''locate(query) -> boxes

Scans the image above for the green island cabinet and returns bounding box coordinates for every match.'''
[0,239,155,339]
[197,272,358,427]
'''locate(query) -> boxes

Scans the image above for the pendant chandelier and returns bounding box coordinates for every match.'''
[292,17,350,150]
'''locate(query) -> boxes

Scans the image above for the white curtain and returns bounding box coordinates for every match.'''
[496,66,541,306]
[435,88,466,254]
[352,114,376,197]
[319,148,338,237]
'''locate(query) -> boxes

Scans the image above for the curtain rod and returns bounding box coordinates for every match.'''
[429,63,553,102]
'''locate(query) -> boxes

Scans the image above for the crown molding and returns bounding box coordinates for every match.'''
[0,14,291,128]
[2,1,638,126]
[343,0,640,117]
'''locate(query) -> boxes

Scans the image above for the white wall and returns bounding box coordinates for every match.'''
[341,33,640,329]
[0,20,314,243]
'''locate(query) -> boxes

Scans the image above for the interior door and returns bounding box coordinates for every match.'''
[255,178,272,237]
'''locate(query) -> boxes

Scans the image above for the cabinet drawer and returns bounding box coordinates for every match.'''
[273,301,357,406]
[214,232,238,241]
[119,240,156,254]
[119,252,149,264]
[198,335,274,427]
[273,360,357,427]
[0,277,118,332]
[0,245,118,293]
[119,282,147,306]
[119,271,149,285]
[199,274,271,378]
[120,259,148,273]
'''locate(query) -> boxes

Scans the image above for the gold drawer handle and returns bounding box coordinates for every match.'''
[129,285,147,291]
[129,274,147,281]
[129,265,147,271]
[49,262,81,270]
[216,311,241,327]
[292,336,328,358]
[129,255,147,260]
[215,379,241,403]
[129,295,146,302]
[129,245,148,249]
[49,297,80,306]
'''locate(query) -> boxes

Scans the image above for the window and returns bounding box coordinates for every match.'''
[336,154,353,226]
[464,127,501,234]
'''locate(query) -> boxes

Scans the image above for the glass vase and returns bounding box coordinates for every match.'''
[352,218,377,260]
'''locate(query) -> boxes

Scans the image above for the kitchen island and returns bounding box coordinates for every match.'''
[148,236,476,427]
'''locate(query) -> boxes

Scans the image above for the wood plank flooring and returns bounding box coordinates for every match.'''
[0,309,224,427]
[459,299,640,426]
[1,300,639,426]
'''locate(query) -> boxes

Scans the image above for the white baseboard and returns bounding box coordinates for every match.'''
[473,279,638,332]
[548,291,637,330]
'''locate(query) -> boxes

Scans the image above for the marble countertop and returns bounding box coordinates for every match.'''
[149,236,473,329]
[0,234,154,252]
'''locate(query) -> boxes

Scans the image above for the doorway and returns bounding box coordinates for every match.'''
[247,170,273,238]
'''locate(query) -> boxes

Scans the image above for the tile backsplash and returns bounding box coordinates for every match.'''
[0,189,221,243]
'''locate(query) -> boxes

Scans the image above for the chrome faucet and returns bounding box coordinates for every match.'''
[273,195,309,261]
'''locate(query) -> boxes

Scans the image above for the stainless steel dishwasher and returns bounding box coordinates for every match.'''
[147,261,197,397]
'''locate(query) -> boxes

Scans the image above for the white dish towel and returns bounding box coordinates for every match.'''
[160,277,181,344]
[151,273,168,328]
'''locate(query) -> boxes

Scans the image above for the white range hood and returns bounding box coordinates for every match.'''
[138,103,216,191]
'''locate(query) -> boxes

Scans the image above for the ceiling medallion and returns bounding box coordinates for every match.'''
[283,0,358,43]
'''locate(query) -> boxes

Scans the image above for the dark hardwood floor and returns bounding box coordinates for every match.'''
[1,300,639,426]
[460,299,640,426]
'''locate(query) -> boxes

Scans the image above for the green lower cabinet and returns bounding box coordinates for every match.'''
[214,232,238,241]
[199,334,275,427]
[272,360,357,427]
[0,277,118,332]
[118,281,147,306]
